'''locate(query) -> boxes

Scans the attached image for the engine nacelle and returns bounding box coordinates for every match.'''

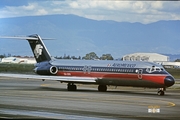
[34,65,58,75]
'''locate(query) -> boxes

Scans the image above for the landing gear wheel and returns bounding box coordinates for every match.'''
[157,90,164,96]
[67,83,77,91]
[98,85,107,92]
[157,88,165,96]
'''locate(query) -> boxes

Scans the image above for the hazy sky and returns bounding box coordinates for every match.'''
[0,0,180,24]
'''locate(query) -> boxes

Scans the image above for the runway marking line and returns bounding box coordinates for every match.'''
[40,84,50,87]
[166,102,176,107]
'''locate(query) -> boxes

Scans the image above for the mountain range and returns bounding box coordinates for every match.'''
[0,14,180,60]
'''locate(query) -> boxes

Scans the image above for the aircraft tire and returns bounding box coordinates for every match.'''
[157,90,164,96]
[67,84,77,91]
[98,85,107,92]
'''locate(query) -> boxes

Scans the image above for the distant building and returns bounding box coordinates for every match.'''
[122,53,180,69]
[157,61,180,69]
[1,57,36,64]
[122,53,169,62]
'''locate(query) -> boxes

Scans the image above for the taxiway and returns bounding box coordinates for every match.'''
[0,77,180,119]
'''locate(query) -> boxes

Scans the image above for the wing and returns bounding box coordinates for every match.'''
[0,73,97,83]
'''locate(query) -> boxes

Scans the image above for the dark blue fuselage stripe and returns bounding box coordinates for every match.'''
[56,65,168,75]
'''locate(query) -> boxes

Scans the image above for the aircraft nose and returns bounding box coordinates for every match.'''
[164,76,175,87]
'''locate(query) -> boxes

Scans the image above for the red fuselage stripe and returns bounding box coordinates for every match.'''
[56,71,166,85]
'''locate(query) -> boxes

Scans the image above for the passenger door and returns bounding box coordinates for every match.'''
[137,69,143,80]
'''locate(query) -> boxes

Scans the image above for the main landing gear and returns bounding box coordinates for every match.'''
[67,83,77,91]
[67,83,107,92]
[157,88,166,96]
[98,85,107,92]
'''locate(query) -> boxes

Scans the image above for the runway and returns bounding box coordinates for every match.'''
[0,77,180,119]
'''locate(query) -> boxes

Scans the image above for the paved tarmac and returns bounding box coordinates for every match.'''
[0,77,180,120]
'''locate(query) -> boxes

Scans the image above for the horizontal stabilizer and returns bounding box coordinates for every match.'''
[0,36,54,40]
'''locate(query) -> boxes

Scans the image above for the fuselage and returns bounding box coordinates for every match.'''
[35,59,175,88]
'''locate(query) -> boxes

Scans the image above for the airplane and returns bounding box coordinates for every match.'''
[0,34,175,95]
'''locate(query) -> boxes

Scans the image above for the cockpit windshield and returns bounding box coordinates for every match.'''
[146,66,164,73]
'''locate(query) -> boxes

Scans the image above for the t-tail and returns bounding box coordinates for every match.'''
[27,34,52,63]
[0,34,52,63]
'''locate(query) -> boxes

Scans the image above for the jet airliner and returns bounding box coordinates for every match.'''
[0,34,175,95]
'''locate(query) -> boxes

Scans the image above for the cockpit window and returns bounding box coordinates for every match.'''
[146,68,151,72]
[146,66,163,73]
[156,68,160,71]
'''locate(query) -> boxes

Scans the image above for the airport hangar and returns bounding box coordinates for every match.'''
[122,53,180,68]
[122,53,169,62]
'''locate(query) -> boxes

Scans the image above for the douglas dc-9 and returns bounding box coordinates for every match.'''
[0,34,175,95]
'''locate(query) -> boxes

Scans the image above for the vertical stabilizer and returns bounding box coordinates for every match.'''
[26,34,52,63]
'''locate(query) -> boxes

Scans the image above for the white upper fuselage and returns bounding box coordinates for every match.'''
[49,59,163,69]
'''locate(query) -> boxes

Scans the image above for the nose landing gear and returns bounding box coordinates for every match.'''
[157,88,166,96]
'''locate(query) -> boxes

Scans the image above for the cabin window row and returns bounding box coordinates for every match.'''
[91,68,134,73]
[58,66,134,73]
[59,67,82,71]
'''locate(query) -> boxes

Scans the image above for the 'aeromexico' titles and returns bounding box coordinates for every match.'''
[111,63,136,68]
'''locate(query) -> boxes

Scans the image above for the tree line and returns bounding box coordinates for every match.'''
[55,52,113,60]
[0,52,114,60]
